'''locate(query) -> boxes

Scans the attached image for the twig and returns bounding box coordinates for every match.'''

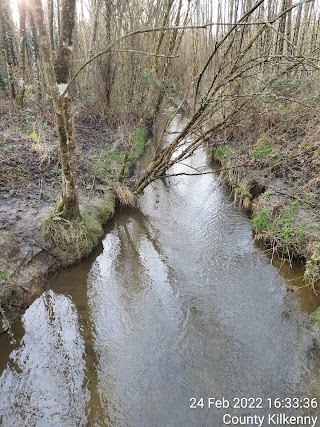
[63,24,211,96]
[110,49,179,58]
[161,171,214,178]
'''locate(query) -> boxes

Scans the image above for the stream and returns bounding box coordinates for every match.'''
[1,115,320,427]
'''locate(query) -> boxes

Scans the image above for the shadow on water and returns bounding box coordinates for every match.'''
[1,114,320,427]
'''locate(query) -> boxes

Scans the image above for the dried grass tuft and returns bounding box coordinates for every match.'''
[42,216,89,260]
[114,185,136,207]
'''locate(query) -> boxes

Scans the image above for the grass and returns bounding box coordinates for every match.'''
[0,271,16,340]
[133,127,145,159]
[214,144,232,160]
[95,204,109,222]
[230,178,253,209]
[253,200,307,254]
[310,306,320,330]
[208,82,320,296]
[0,271,15,336]
[87,147,126,182]
[251,197,319,287]
[41,191,116,265]
[305,241,320,289]
[42,211,103,264]
[81,212,104,250]
[0,271,15,308]
[42,214,90,262]
[252,209,273,231]
[250,143,273,157]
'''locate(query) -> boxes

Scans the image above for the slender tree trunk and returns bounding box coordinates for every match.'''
[57,0,61,45]
[102,0,113,113]
[299,0,311,53]
[276,0,287,59]
[286,0,292,54]
[48,0,55,51]
[16,0,27,107]
[28,11,43,101]
[0,0,16,101]
[153,0,175,86]
[31,0,80,220]
[292,3,303,48]
[153,0,183,115]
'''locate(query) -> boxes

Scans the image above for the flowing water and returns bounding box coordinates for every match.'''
[1,115,320,427]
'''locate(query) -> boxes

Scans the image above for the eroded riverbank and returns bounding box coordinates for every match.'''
[209,104,320,292]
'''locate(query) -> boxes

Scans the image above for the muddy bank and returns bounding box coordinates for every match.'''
[209,106,320,295]
[0,190,116,329]
[0,100,148,333]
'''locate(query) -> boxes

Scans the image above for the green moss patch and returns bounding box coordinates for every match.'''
[95,192,115,223]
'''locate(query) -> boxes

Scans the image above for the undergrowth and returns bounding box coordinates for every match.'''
[0,271,15,308]
[252,200,308,256]
[133,127,145,159]
[0,271,16,342]
[86,147,126,182]
[211,92,320,292]
[310,306,320,331]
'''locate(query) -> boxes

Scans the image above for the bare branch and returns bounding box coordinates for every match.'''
[110,49,179,58]
[63,24,211,96]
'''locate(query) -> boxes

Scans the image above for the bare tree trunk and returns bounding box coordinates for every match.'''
[31,0,80,220]
[298,0,311,53]
[0,0,16,101]
[57,0,61,45]
[101,0,114,113]
[153,0,175,81]
[229,0,234,24]
[28,10,43,101]
[153,0,183,115]
[88,0,100,54]
[292,2,302,48]
[286,0,292,54]
[55,0,79,219]
[310,16,320,54]
[16,0,27,107]
[48,0,55,51]
[276,0,287,59]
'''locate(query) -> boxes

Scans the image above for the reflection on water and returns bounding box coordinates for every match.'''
[1,115,320,426]
[0,291,88,427]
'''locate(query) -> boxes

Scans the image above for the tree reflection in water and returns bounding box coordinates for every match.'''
[0,290,88,427]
